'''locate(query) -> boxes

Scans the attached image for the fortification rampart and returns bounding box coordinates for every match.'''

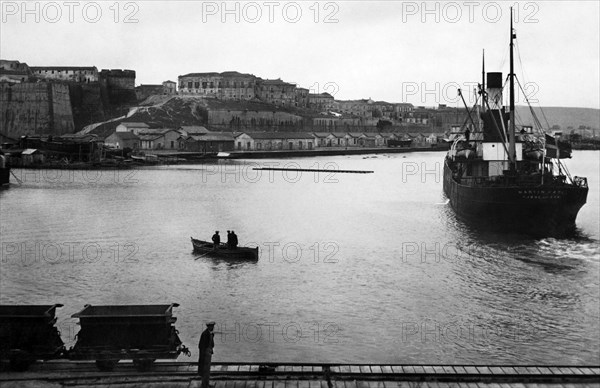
[0,82,74,139]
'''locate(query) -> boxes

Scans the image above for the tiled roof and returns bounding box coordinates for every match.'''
[119,122,149,128]
[221,71,256,78]
[112,132,140,140]
[179,71,256,78]
[136,128,178,135]
[30,66,97,71]
[190,134,235,142]
[138,134,162,141]
[260,79,295,86]
[237,132,315,140]
[180,126,210,134]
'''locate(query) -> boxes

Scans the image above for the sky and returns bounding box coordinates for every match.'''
[1,0,599,108]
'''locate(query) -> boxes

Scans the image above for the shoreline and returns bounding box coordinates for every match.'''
[7,146,449,170]
[6,145,599,171]
[226,145,448,159]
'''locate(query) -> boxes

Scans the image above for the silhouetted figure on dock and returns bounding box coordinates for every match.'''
[198,321,215,388]
[211,231,220,250]
[231,231,238,249]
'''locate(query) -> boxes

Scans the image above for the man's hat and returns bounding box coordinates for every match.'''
[206,321,216,326]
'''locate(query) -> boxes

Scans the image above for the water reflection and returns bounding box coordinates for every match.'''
[201,255,259,270]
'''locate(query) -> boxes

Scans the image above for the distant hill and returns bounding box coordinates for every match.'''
[515,106,599,131]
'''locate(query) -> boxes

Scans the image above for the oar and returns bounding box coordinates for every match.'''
[194,252,213,260]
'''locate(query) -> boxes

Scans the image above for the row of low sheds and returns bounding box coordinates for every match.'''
[106,122,445,153]
[0,304,189,371]
[1,127,445,166]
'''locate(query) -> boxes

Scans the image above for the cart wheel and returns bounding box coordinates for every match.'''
[96,359,118,371]
[133,358,155,372]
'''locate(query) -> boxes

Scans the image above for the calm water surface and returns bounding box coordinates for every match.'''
[1,151,599,364]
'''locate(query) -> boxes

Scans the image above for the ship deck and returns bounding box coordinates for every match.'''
[1,362,598,387]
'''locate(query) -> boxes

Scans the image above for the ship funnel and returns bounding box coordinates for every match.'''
[487,72,503,110]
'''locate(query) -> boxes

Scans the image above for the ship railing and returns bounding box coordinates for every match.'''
[457,174,572,187]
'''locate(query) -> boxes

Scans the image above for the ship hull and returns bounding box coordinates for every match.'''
[443,160,588,236]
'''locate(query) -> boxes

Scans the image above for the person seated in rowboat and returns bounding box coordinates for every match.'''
[231,231,238,249]
[212,231,220,251]
[226,231,232,249]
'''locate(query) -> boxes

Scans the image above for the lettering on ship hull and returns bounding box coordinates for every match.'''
[518,189,564,200]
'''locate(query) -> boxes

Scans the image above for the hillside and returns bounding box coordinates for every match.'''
[515,106,599,131]
[77,95,600,140]
[80,96,209,138]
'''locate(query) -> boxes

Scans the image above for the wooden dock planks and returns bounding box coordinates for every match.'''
[1,362,599,387]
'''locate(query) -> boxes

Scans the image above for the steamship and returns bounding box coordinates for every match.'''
[443,10,589,237]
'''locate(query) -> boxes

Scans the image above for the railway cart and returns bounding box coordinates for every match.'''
[0,304,66,371]
[69,303,190,371]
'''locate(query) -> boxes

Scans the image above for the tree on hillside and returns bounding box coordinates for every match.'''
[376,119,392,130]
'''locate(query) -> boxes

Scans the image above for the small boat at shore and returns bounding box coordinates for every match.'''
[190,237,259,260]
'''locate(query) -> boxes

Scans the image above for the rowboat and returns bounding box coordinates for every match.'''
[191,237,259,260]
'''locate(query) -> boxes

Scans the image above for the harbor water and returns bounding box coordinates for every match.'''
[1,151,598,364]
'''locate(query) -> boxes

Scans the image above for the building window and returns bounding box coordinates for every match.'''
[202,82,207,88]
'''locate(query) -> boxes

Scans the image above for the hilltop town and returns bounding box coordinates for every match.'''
[1,59,598,165]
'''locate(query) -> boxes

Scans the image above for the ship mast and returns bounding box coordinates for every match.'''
[481,49,485,113]
[508,7,516,170]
